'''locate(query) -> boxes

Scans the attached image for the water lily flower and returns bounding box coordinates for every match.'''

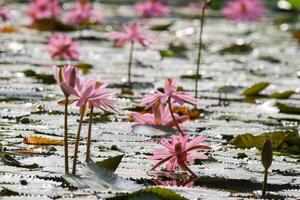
[222,0,266,22]
[108,21,155,85]
[57,65,78,96]
[26,0,61,22]
[131,104,189,129]
[0,5,12,21]
[134,0,170,18]
[62,0,103,25]
[108,21,156,47]
[61,77,116,110]
[141,78,197,109]
[150,134,210,176]
[46,33,80,60]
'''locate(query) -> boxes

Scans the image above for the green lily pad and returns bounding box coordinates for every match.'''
[219,43,253,55]
[242,82,269,96]
[180,74,201,80]
[229,130,300,155]
[96,154,124,172]
[288,0,300,9]
[107,187,187,200]
[269,90,295,99]
[276,102,300,114]
[29,18,75,31]
[23,70,56,85]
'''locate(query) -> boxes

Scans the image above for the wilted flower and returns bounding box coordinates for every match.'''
[0,5,12,21]
[46,33,80,60]
[131,104,189,129]
[134,0,170,18]
[150,134,210,176]
[63,0,103,25]
[222,0,266,21]
[61,77,116,111]
[141,78,197,109]
[108,21,156,47]
[27,0,61,22]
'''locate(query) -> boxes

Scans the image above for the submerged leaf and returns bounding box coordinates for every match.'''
[1,153,39,169]
[242,82,269,96]
[269,90,295,99]
[106,187,187,200]
[96,154,124,172]
[23,136,64,146]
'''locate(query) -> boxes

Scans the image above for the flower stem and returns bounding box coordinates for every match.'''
[195,1,208,102]
[262,169,268,198]
[167,97,184,135]
[64,96,69,174]
[128,41,134,86]
[72,110,84,175]
[85,105,94,163]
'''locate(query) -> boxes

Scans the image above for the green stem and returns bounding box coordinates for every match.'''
[72,111,84,175]
[64,96,69,174]
[167,97,184,135]
[85,106,94,163]
[128,41,134,86]
[195,1,207,102]
[262,169,268,198]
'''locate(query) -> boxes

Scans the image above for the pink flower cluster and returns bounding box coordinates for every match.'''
[134,0,170,18]
[62,0,103,25]
[46,33,80,60]
[57,65,116,110]
[222,0,266,21]
[0,5,12,21]
[27,0,61,22]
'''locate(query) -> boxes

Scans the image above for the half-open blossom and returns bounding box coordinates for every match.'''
[150,134,210,175]
[0,5,12,21]
[27,0,61,22]
[108,21,156,47]
[61,77,116,111]
[46,33,80,60]
[62,0,103,25]
[134,0,170,18]
[222,0,266,21]
[56,65,78,96]
[131,104,189,129]
[141,78,197,109]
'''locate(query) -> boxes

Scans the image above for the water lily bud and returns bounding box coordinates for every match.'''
[67,66,77,88]
[261,138,273,170]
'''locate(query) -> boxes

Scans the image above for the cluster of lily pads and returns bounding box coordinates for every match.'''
[1,0,299,199]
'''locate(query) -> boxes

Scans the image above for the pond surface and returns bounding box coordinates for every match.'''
[0,1,299,200]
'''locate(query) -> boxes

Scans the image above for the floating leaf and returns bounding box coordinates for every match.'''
[1,153,39,169]
[288,0,300,9]
[107,187,187,200]
[150,22,173,31]
[180,74,201,80]
[219,43,253,55]
[23,136,64,146]
[0,187,19,196]
[229,130,300,154]
[293,31,300,43]
[269,90,295,99]
[132,124,176,137]
[96,154,124,172]
[173,106,201,120]
[23,70,56,84]
[27,18,75,31]
[242,82,269,96]
[258,56,281,64]
[276,102,300,114]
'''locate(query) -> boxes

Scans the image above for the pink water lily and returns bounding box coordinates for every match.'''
[108,21,156,47]
[131,104,189,129]
[222,0,266,22]
[134,0,170,18]
[0,5,12,21]
[27,0,61,22]
[61,77,116,111]
[46,33,80,60]
[150,134,210,176]
[141,78,197,109]
[62,0,103,25]
[56,65,78,96]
